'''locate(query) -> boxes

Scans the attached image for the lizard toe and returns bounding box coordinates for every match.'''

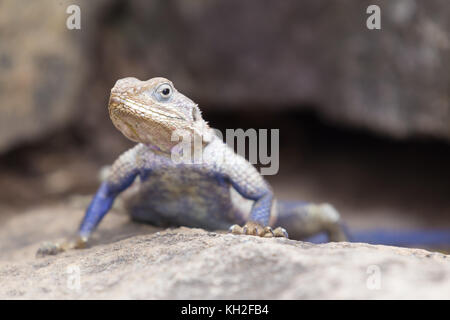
[229,222,286,238]
[35,236,88,257]
[273,227,289,238]
[36,242,64,257]
[229,224,243,234]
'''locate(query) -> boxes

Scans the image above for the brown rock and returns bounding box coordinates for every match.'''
[0,0,101,152]
[0,203,449,299]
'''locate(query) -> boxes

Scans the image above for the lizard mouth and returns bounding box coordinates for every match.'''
[109,96,185,121]
[108,95,194,151]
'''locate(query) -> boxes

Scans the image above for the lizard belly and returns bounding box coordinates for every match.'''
[123,167,250,230]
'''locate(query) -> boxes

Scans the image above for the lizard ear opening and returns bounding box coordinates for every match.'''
[191,105,213,144]
[192,105,202,122]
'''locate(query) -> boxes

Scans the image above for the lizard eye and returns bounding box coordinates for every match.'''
[157,83,173,100]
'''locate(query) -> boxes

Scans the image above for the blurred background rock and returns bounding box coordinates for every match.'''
[0,0,449,232]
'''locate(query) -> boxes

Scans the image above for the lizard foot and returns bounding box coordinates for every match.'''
[36,236,88,257]
[229,221,288,238]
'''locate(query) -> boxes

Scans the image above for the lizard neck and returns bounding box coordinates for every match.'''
[143,131,213,158]
[145,144,165,154]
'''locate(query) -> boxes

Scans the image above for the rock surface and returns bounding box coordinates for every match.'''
[0,0,83,152]
[1,202,449,299]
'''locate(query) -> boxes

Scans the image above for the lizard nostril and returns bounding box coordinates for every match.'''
[110,96,121,104]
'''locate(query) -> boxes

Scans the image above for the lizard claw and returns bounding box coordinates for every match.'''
[36,236,88,257]
[229,222,288,238]
[36,241,65,257]
[272,227,289,238]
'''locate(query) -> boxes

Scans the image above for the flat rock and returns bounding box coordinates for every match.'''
[0,202,449,299]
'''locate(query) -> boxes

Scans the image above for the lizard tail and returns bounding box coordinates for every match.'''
[344,228,450,248]
[305,224,450,250]
[275,201,450,249]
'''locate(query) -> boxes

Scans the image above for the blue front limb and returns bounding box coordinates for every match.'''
[229,178,273,226]
[248,192,273,226]
[79,173,138,238]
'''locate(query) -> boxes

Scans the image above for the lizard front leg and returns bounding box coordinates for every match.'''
[217,149,288,238]
[228,191,288,238]
[36,145,143,256]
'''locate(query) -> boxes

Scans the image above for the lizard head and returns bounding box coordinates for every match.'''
[109,77,212,153]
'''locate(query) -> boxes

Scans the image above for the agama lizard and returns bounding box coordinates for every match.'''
[38,77,349,255]
[38,77,450,255]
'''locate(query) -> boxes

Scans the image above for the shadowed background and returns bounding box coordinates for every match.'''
[0,0,449,238]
